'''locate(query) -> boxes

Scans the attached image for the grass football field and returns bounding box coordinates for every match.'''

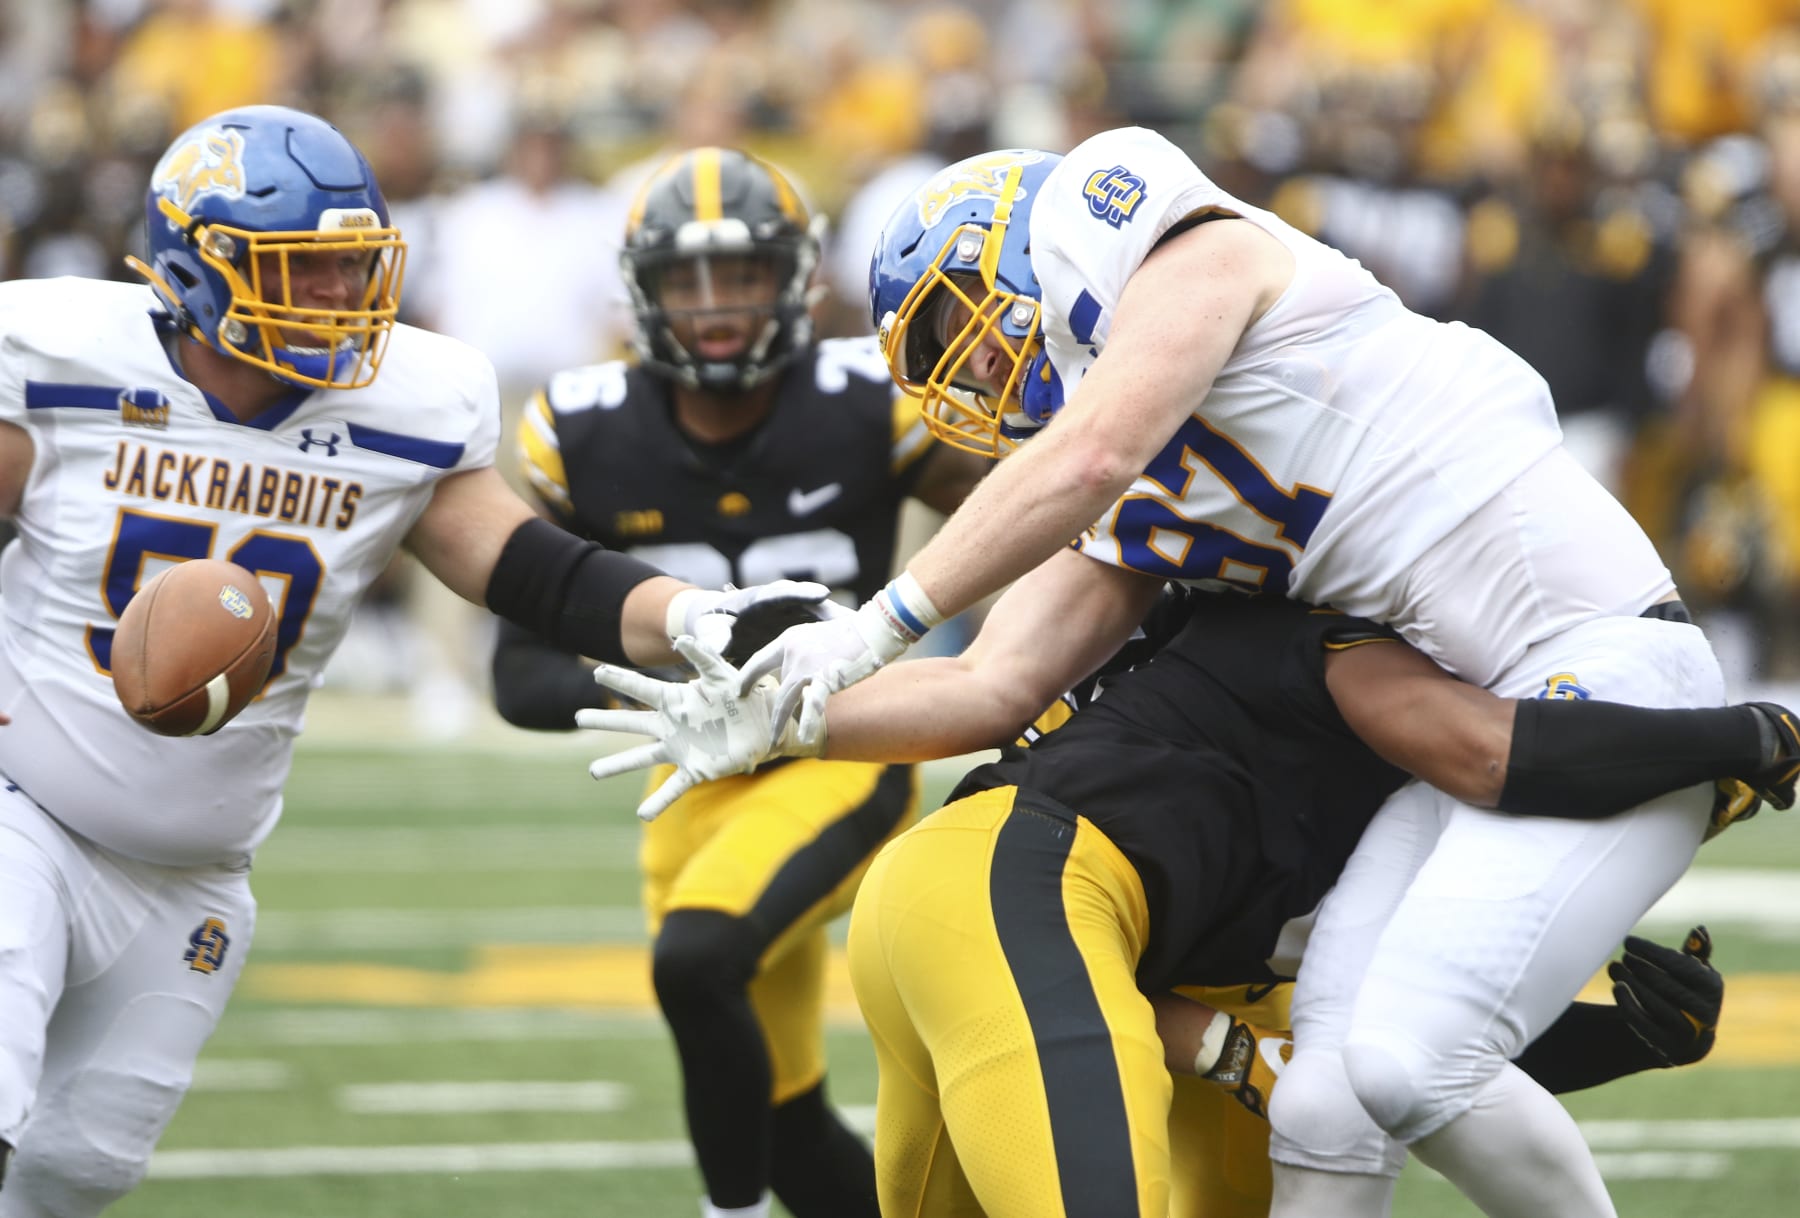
[111,715,1800,1217]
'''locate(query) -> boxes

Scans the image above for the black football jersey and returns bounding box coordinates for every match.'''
[951,594,1409,994]
[518,336,940,602]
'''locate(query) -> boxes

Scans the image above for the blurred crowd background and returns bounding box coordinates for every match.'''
[6,0,1800,713]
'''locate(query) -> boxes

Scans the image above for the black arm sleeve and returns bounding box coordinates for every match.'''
[484,517,666,665]
[490,619,611,731]
[1498,699,1766,818]
[1513,1001,1664,1094]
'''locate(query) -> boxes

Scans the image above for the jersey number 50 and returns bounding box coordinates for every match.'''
[85,507,322,687]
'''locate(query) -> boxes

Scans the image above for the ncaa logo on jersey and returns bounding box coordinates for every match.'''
[914,150,1045,228]
[184,917,231,975]
[1539,672,1592,700]
[152,127,247,213]
[1083,165,1147,228]
[119,387,170,429]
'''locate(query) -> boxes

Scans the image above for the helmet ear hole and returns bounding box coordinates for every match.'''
[168,263,200,290]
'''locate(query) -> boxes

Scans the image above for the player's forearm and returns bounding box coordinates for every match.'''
[490,619,607,731]
[820,655,1045,762]
[481,516,686,667]
[1512,1002,1664,1093]
[904,421,1137,622]
[1328,639,1781,817]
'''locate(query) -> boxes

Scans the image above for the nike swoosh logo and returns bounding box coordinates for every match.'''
[787,483,843,516]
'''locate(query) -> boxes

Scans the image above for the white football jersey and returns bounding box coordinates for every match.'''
[1031,127,1562,611]
[0,278,500,864]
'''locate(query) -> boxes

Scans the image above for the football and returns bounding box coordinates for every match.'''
[111,559,277,737]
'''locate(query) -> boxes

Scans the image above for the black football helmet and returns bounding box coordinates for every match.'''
[621,147,824,393]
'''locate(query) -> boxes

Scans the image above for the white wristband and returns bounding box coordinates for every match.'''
[872,572,945,643]
[664,587,714,642]
[1193,1010,1232,1077]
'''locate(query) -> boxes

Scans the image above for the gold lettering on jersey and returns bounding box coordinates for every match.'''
[123,448,149,497]
[255,469,280,516]
[177,455,203,504]
[101,443,364,531]
[717,493,751,518]
[207,459,231,509]
[614,509,664,536]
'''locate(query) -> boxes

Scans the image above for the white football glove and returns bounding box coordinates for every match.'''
[664,580,840,662]
[736,597,918,747]
[579,635,820,821]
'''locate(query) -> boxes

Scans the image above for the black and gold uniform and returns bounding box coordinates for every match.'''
[846,594,1744,1218]
[491,147,984,1218]
[497,340,949,1216]
[515,337,933,601]
[848,596,1391,1218]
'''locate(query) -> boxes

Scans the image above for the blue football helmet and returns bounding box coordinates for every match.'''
[869,148,1061,457]
[127,105,406,390]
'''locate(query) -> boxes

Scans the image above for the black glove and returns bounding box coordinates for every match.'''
[1608,926,1721,1067]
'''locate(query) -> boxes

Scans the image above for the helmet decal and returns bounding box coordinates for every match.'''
[152,127,248,213]
[914,149,1046,229]
[870,148,1061,458]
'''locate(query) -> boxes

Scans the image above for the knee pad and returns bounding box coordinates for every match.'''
[652,909,762,1020]
[1268,1048,1406,1178]
[1342,1038,1436,1143]
[6,1067,183,1218]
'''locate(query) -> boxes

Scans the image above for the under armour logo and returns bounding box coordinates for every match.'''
[298,429,342,456]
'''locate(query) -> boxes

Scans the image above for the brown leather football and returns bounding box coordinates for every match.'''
[110,558,277,736]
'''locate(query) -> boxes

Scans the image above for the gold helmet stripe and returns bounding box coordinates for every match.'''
[627,157,685,232]
[690,147,723,223]
[753,152,808,225]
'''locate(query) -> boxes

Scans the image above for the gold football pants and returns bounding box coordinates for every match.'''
[847,786,1170,1217]
[848,785,1295,1218]
[643,758,918,1103]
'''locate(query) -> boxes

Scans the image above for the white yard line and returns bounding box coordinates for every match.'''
[189,1059,294,1092]
[255,826,642,873]
[148,1140,694,1180]
[252,906,644,950]
[1580,1118,1800,1149]
[337,1081,631,1115]
[149,1126,1769,1182]
[209,1007,663,1048]
[1640,870,1800,936]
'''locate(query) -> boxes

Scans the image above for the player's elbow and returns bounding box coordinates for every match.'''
[1065,436,1139,501]
[1401,689,1511,807]
[490,674,559,730]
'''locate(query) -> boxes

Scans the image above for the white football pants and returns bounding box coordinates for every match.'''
[1270,446,1722,1216]
[0,781,253,1218]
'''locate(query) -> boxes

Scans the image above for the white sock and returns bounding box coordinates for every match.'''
[701,1196,770,1218]
[1410,1063,1616,1218]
